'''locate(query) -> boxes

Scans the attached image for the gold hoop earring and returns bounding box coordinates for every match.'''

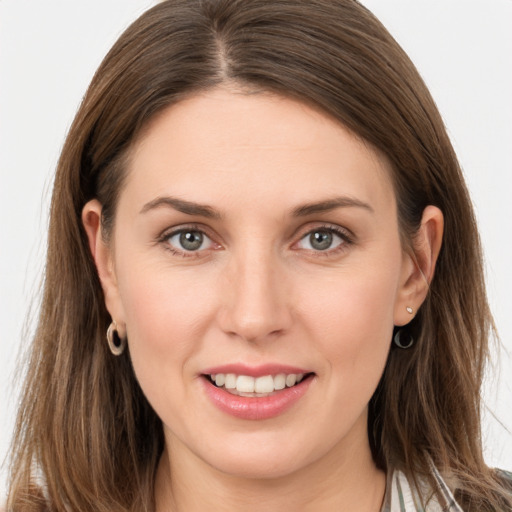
[107,321,126,356]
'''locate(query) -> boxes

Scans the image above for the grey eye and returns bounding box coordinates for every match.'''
[168,230,210,251]
[309,231,333,251]
[179,231,203,251]
[297,229,344,252]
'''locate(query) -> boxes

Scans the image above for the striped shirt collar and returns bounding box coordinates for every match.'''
[382,466,464,512]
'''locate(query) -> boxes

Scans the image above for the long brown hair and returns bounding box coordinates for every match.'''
[7,1,511,510]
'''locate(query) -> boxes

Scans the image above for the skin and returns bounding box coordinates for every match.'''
[83,88,443,511]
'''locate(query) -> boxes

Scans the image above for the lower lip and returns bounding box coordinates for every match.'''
[201,376,313,421]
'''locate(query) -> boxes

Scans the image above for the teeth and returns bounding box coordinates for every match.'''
[254,375,274,394]
[208,372,308,395]
[285,374,296,387]
[225,373,237,389]
[274,373,286,390]
[236,375,255,393]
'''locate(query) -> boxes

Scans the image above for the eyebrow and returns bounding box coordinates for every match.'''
[139,195,373,219]
[140,196,221,219]
[292,196,374,217]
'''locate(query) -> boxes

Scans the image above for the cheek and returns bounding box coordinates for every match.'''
[297,256,400,388]
[115,260,218,392]
[301,258,398,337]
[298,275,395,444]
[115,263,224,435]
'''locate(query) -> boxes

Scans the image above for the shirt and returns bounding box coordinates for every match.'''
[383,466,512,511]
[382,465,464,512]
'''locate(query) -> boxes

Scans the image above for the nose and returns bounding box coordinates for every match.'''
[217,246,292,343]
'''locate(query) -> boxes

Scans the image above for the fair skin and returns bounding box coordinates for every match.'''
[83,88,443,511]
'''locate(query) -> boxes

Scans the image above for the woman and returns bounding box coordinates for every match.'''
[6,0,511,510]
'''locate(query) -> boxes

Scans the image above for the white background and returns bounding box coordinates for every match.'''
[1,0,511,501]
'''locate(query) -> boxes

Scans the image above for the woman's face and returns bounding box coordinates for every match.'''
[86,88,431,479]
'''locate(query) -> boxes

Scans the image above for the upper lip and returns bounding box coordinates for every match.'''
[201,363,312,378]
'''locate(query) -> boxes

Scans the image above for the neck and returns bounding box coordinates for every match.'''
[155,423,386,512]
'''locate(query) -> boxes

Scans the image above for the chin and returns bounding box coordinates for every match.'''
[195,435,321,481]
[214,455,307,481]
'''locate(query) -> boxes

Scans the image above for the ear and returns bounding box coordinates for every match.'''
[394,205,444,326]
[82,199,127,337]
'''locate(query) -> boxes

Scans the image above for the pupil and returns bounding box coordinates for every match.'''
[180,231,203,251]
[310,231,332,251]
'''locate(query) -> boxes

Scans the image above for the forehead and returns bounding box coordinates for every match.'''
[122,88,395,216]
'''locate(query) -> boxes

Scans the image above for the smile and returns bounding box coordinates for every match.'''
[201,368,315,420]
[208,373,307,397]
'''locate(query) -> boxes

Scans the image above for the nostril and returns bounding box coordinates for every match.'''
[216,273,292,342]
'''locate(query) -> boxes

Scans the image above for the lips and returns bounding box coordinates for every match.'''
[200,365,315,420]
[208,372,307,396]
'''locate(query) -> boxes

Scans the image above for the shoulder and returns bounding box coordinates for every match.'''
[384,466,463,512]
[496,468,512,480]
[496,468,512,490]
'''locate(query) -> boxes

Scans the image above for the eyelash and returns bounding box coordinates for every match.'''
[293,224,354,257]
[157,223,354,259]
[158,224,218,259]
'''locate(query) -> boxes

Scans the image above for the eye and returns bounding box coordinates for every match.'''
[166,229,215,253]
[296,227,347,252]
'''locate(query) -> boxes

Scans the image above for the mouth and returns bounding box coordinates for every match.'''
[204,372,315,398]
[201,367,316,420]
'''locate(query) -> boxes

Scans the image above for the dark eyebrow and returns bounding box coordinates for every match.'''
[139,196,221,219]
[292,196,374,217]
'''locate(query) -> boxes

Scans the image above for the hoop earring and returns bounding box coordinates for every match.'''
[107,321,126,356]
[393,328,414,349]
